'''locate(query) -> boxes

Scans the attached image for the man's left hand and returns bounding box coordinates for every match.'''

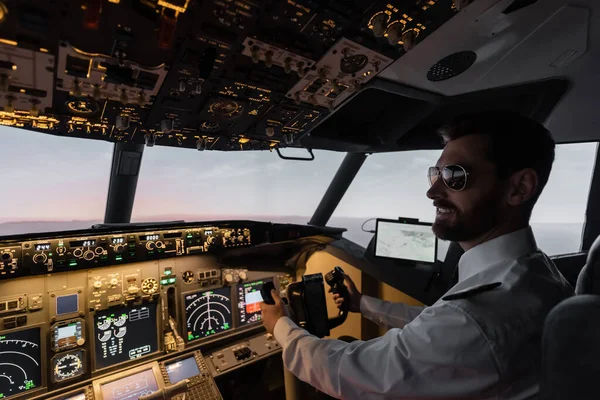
[260,289,287,334]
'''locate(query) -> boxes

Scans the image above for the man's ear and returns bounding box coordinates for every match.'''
[507,168,538,206]
[508,168,538,206]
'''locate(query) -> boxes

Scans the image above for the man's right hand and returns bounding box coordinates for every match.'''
[330,274,362,313]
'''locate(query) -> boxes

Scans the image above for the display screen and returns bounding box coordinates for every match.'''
[184,287,232,342]
[375,220,437,263]
[0,327,42,399]
[111,237,125,244]
[56,293,79,316]
[237,279,271,325]
[52,320,83,350]
[94,303,158,369]
[100,368,159,400]
[34,243,50,251]
[165,357,200,383]
[142,234,159,241]
[70,240,96,247]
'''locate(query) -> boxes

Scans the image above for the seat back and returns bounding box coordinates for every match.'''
[540,234,600,399]
[540,295,600,399]
[575,234,600,294]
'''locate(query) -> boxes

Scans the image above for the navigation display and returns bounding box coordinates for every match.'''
[184,287,232,342]
[237,279,272,325]
[375,219,437,263]
[100,368,159,400]
[94,303,158,369]
[165,357,200,383]
[0,327,42,399]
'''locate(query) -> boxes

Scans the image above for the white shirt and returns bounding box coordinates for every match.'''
[273,227,574,399]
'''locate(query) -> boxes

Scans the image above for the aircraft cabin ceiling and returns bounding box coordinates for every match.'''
[375,0,599,147]
[0,0,596,154]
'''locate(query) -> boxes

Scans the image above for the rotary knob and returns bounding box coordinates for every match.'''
[225,273,234,283]
[109,278,119,287]
[207,236,215,245]
[93,280,103,289]
[1,252,12,262]
[73,248,83,258]
[239,271,247,280]
[56,246,66,255]
[114,244,125,254]
[33,253,47,264]
[146,241,156,251]
[84,251,95,261]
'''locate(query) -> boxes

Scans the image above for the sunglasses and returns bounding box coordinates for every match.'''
[428,165,470,191]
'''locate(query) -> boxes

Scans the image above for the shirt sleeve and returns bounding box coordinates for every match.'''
[273,303,500,400]
[359,295,426,329]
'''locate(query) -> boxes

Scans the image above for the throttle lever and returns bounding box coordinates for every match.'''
[260,281,276,305]
[325,266,349,330]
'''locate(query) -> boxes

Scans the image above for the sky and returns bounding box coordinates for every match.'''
[0,125,597,226]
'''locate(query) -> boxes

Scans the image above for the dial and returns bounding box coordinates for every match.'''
[142,278,159,295]
[65,98,99,116]
[182,271,195,284]
[52,351,84,382]
[112,314,128,327]
[208,99,244,120]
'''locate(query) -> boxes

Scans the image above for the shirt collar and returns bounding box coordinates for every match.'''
[458,226,538,282]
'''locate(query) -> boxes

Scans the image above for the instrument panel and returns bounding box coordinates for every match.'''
[0,221,318,399]
[0,0,459,152]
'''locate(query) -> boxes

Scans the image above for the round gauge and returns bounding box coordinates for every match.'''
[52,351,84,382]
[112,313,128,327]
[142,278,159,295]
[65,98,99,116]
[200,120,220,132]
[340,54,369,74]
[208,100,244,120]
[96,319,111,331]
[182,271,195,284]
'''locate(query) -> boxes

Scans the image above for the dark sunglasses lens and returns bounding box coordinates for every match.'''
[427,167,439,187]
[442,165,467,190]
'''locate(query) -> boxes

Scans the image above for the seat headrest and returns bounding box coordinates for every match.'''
[575,234,600,295]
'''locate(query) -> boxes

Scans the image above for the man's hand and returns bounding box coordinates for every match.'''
[330,274,362,313]
[260,289,287,334]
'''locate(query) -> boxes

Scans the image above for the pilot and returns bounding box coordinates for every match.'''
[260,111,574,399]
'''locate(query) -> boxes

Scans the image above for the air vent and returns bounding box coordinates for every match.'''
[426,51,477,82]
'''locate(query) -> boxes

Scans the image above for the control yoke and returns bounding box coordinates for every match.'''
[261,266,349,338]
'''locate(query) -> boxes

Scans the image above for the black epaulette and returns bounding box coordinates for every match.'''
[442,282,502,301]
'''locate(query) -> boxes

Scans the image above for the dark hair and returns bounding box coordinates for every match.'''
[438,110,556,217]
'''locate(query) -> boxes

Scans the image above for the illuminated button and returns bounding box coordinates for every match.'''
[160,279,168,285]
[164,269,172,276]
[168,278,176,284]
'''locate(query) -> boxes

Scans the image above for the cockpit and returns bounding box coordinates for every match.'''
[1,0,600,399]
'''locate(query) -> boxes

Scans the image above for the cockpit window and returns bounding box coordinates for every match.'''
[330,143,598,256]
[0,126,113,236]
[131,146,346,224]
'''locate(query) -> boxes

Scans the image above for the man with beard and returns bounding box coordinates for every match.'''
[260,111,574,399]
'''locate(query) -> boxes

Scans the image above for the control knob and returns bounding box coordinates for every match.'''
[56,246,66,255]
[128,285,140,295]
[225,273,234,284]
[33,253,47,264]
[386,22,404,45]
[93,280,103,289]
[146,241,156,251]
[206,236,215,245]
[73,248,83,258]
[370,13,388,37]
[84,251,95,261]
[114,244,125,254]
[1,252,12,262]
[109,278,119,287]
[239,271,247,280]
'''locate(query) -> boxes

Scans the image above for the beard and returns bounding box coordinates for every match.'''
[432,192,504,242]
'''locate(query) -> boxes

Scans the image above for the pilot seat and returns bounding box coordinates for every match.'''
[540,234,600,399]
